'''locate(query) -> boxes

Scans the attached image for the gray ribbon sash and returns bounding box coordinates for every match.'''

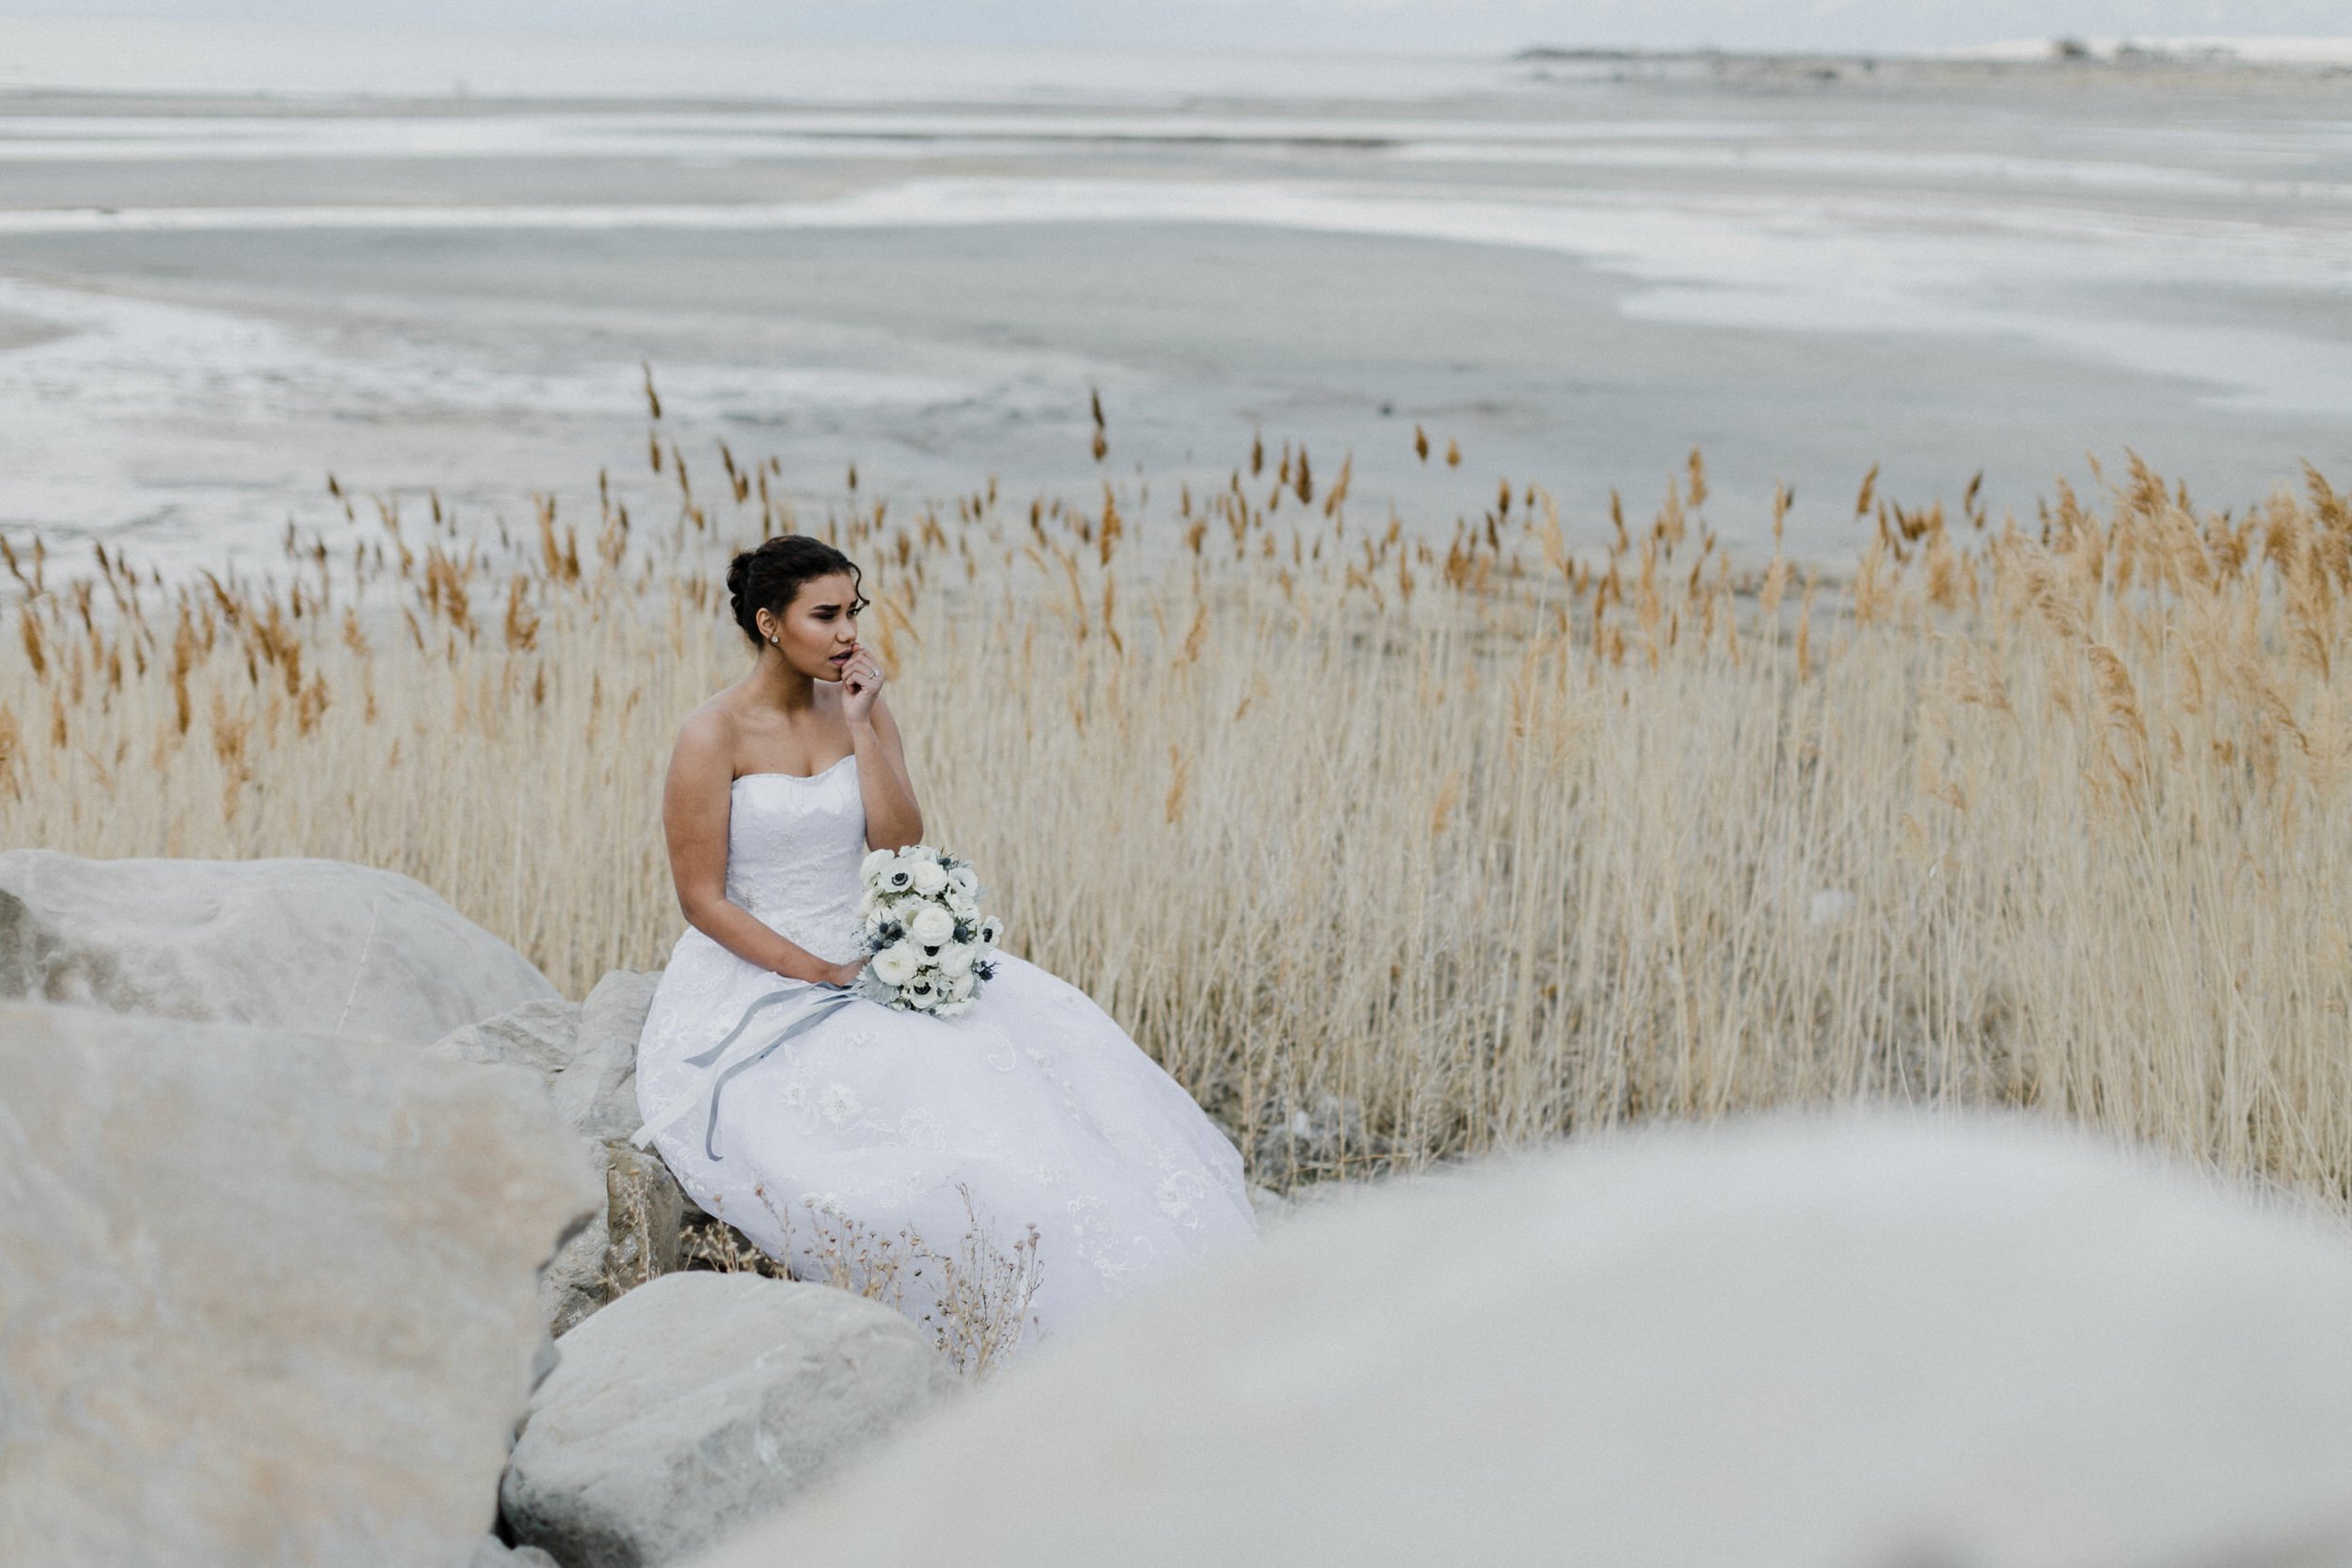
[630,983,862,1162]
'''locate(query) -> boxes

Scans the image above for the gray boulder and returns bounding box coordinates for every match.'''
[502,1272,955,1568]
[0,848,559,1044]
[441,972,679,1335]
[687,1114,2352,1568]
[600,1139,684,1286]
[541,1140,687,1338]
[438,996,586,1084]
[569,968,662,1141]
[1251,1090,1378,1180]
[540,1208,615,1343]
[440,969,658,1144]
[0,1000,600,1567]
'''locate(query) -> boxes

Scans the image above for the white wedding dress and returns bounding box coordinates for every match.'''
[634,753,1254,1349]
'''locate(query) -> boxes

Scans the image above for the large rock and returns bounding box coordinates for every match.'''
[540,1141,687,1338]
[0,849,560,1044]
[437,996,586,1085]
[570,967,663,1141]
[440,969,658,1143]
[440,971,678,1335]
[502,1272,956,1568]
[688,1114,2352,1568]
[0,1001,601,1567]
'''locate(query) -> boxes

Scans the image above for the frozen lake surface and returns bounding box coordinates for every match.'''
[1,21,2347,572]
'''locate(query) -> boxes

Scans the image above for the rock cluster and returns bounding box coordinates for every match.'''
[20,852,2352,1568]
[0,852,958,1568]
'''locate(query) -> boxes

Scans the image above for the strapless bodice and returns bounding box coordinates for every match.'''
[723,754,866,966]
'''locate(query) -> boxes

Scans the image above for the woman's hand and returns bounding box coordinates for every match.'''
[838,642,884,725]
[820,956,869,989]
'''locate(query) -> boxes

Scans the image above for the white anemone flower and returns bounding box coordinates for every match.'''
[859,847,895,881]
[947,865,978,898]
[977,914,1005,948]
[869,942,920,987]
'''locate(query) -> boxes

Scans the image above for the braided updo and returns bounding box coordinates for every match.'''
[724,534,865,646]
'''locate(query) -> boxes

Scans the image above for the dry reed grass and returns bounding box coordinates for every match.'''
[675,1188,1041,1376]
[7,391,2351,1212]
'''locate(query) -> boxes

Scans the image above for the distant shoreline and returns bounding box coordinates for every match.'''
[1518,37,2352,69]
[1,19,2346,105]
[1498,47,2352,95]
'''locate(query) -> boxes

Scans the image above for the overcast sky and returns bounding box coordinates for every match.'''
[7,1,2350,53]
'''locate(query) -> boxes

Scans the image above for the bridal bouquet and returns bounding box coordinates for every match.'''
[850,844,1003,1017]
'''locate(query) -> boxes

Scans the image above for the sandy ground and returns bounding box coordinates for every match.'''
[0,40,2346,573]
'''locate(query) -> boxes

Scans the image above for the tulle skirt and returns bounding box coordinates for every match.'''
[635,927,1256,1353]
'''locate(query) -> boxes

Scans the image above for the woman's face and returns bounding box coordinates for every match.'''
[757,571,862,682]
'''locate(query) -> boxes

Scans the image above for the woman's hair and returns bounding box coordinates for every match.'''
[724,534,866,646]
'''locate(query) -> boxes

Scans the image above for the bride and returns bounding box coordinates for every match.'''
[632,533,1254,1351]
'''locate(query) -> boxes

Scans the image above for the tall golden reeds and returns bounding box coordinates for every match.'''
[6,423,2351,1206]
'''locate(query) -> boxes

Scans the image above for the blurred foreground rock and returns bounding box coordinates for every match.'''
[501,1272,956,1568]
[0,848,559,1042]
[0,1001,600,1567]
[437,969,677,1335]
[689,1114,2352,1568]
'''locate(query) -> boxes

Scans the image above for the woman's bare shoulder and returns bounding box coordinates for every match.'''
[672,690,742,767]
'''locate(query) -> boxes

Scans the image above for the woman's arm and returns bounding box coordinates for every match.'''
[662,709,859,986]
[842,661,924,849]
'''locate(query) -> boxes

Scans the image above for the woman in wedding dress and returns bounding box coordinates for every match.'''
[633,534,1254,1351]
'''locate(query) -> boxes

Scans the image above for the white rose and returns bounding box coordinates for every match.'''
[937,940,977,977]
[947,970,975,1001]
[901,844,941,863]
[870,942,919,987]
[890,895,927,927]
[859,847,895,882]
[910,860,948,895]
[911,905,956,947]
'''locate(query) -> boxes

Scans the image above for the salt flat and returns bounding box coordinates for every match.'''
[0,24,2345,572]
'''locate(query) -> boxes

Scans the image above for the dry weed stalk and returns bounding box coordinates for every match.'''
[670,1187,1040,1377]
